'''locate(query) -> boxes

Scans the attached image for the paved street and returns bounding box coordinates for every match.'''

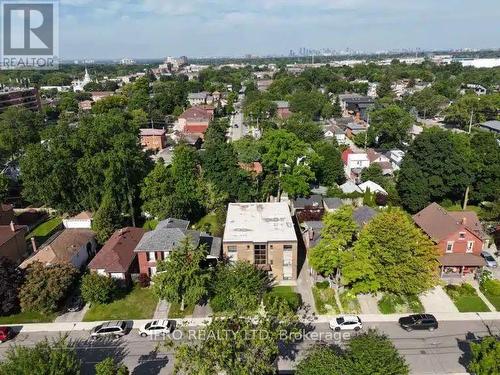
[1,319,498,374]
[229,110,246,141]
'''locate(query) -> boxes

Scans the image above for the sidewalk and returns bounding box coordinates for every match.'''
[8,312,500,333]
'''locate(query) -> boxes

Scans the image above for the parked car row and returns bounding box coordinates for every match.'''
[89,319,176,340]
[329,314,439,332]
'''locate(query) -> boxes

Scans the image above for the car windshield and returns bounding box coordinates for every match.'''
[120,322,126,330]
[336,317,345,324]
[145,323,151,329]
[485,255,495,261]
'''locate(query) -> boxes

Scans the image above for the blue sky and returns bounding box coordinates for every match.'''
[59,0,500,59]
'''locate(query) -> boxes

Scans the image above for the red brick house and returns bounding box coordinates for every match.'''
[178,106,214,137]
[134,218,221,277]
[0,222,28,265]
[140,128,167,151]
[413,203,486,277]
[88,227,145,282]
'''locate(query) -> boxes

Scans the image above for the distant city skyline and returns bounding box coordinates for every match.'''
[60,0,500,59]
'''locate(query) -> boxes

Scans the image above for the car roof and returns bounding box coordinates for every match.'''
[339,315,359,322]
[150,320,169,326]
[101,321,124,328]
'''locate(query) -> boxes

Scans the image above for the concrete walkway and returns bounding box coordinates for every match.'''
[192,303,212,318]
[420,286,459,313]
[358,294,380,314]
[470,280,496,312]
[296,258,316,316]
[153,300,170,319]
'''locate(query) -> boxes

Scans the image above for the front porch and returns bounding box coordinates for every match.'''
[439,253,486,282]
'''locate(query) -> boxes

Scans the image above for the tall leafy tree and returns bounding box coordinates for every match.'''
[360,163,386,187]
[141,162,175,219]
[0,257,24,315]
[468,336,500,375]
[174,304,300,375]
[92,193,122,244]
[210,261,271,314]
[260,129,319,198]
[341,209,439,294]
[153,238,210,311]
[469,131,500,203]
[367,105,414,149]
[283,115,324,145]
[0,107,43,160]
[397,128,473,212]
[308,206,357,277]
[95,357,129,375]
[313,140,346,186]
[0,337,80,375]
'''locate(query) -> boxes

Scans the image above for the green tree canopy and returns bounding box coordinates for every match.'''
[341,209,439,294]
[0,337,80,375]
[468,336,500,375]
[367,105,414,149]
[153,238,210,311]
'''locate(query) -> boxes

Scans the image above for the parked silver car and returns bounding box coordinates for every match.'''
[90,321,127,340]
[481,251,497,268]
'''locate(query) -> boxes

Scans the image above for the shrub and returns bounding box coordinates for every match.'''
[375,193,388,206]
[81,273,117,305]
[445,283,477,299]
[378,293,405,314]
[441,199,453,208]
[0,257,24,316]
[19,262,78,313]
[137,273,150,288]
[315,281,330,289]
[264,288,302,312]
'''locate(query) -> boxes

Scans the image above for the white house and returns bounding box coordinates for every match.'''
[339,181,362,194]
[63,211,93,229]
[324,124,347,145]
[343,150,370,182]
[358,181,387,195]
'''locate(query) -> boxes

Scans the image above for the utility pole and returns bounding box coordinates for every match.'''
[463,108,475,209]
[468,109,474,134]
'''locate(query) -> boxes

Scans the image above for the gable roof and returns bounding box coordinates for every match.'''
[140,128,166,137]
[20,229,95,268]
[71,211,93,220]
[323,198,344,210]
[413,203,483,242]
[448,211,488,240]
[358,181,387,195]
[179,106,212,121]
[339,181,362,194]
[157,218,190,230]
[293,195,323,210]
[88,227,145,273]
[134,228,200,252]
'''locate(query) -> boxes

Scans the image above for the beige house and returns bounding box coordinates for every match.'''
[223,203,298,283]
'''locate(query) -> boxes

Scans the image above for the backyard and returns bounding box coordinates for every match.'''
[444,283,490,312]
[83,285,158,321]
[194,212,223,237]
[26,216,62,246]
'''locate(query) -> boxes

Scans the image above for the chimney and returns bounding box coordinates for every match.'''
[461,217,467,225]
[31,237,37,253]
[9,221,15,232]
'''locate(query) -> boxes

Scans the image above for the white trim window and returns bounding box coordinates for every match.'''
[466,241,474,253]
[227,246,238,262]
[147,251,156,261]
[163,251,170,260]
[446,241,454,253]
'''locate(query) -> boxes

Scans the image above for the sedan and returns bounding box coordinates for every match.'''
[481,251,497,268]
[329,315,362,331]
[139,320,175,337]
[399,314,438,331]
[0,327,13,343]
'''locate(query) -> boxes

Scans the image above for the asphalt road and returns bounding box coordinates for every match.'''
[1,319,499,374]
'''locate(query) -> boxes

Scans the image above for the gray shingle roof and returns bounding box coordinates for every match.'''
[199,234,222,258]
[157,218,190,230]
[353,206,377,228]
[134,228,200,252]
[323,198,343,210]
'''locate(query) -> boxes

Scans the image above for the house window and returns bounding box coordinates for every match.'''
[283,245,293,266]
[446,241,454,253]
[459,232,466,239]
[148,267,157,277]
[227,246,237,262]
[163,251,170,260]
[254,244,267,265]
[466,241,474,253]
[147,252,156,261]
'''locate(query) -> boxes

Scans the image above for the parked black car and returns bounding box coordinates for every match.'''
[399,314,438,331]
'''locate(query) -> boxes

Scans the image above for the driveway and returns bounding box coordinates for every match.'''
[357,294,380,314]
[420,286,459,313]
[54,304,89,323]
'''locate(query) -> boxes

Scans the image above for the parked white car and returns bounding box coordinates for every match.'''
[329,315,362,331]
[138,320,175,337]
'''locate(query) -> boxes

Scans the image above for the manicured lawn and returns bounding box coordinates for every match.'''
[482,291,500,311]
[378,293,424,314]
[444,284,490,312]
[168,303,195,319]
[312,283,339,315]
[83,285,158,321]
[447,204,482,214]
[339,291,361,314]
[0,311,56,324]
[26,217,62,239]
[142,219,159,231]
[194,213,223,236]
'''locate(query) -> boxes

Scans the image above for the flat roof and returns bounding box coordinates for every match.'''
[224,203,297,243]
